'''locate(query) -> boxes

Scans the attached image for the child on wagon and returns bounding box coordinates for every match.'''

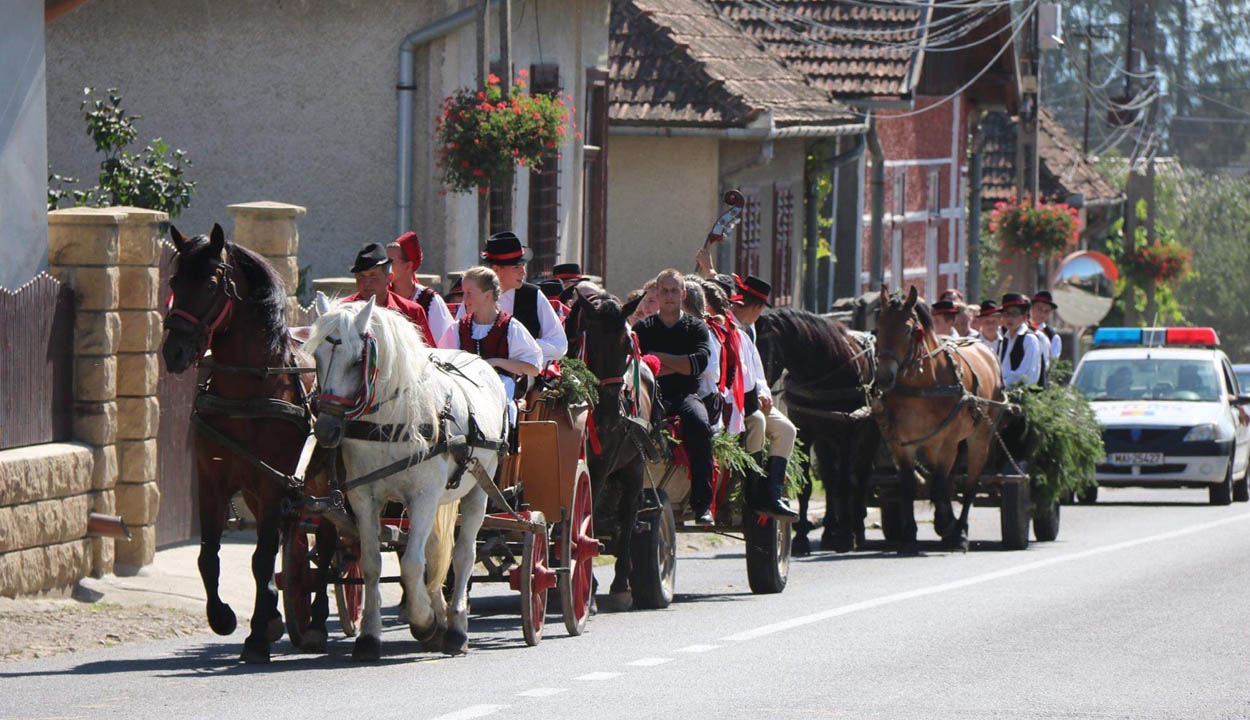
[439,267,543,423]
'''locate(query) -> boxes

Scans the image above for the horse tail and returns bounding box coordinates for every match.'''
[424,499,459,597]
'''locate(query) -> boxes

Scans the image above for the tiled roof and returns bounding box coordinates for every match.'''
[982,110,1123,207]
[710,0,928,101]
[609,0,854,128]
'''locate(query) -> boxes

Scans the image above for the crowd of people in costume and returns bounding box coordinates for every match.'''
[340,227,1065,524]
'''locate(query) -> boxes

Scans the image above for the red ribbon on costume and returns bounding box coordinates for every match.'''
[708,318,745,415]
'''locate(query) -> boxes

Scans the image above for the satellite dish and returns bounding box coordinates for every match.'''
[1050,250,1118,327]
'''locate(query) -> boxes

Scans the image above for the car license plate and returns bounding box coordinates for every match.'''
[1109,452,1164,466]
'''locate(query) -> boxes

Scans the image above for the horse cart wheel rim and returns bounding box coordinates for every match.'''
[658,495,676,595]
[775,517,792,578]
[334,542,363,638]
[281,524,316,647]
[521,511,553,646]
[561,463,596,636]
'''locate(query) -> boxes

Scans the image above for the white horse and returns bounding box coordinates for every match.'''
[307,293,507,660]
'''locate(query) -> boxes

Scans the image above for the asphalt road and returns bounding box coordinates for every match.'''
[3,487,1249,720]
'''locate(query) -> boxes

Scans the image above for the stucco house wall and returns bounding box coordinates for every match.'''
[0,0,49,290]
[605,134,719,296]
[45,0,606,287]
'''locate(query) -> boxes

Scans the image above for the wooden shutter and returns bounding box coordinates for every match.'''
[771,181,794,306]
[735,187,762,277]
[582,70,609,280]
[527,64,561,278]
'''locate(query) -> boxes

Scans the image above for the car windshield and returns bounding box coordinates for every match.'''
[1074,358,1221,402]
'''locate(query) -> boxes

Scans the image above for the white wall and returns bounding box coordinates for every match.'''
[0,0,48,290]
[605,134,719,296]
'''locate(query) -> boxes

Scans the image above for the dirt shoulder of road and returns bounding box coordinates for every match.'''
[0,596,203,663]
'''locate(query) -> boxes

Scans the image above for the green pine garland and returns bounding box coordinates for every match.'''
[1008,384,1103,511]
[545,357,600,407]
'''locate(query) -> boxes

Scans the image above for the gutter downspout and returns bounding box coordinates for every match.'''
[867,114,886,290]
[396,1,499,236]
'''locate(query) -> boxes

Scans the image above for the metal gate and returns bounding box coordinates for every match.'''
[156,241,199,546]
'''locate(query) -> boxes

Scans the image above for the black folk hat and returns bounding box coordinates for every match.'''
[931,299,959,316]
[538,279,564,299]
[350,242,391,274]
[482,231,530,265]
[1031,290,1058,308]
[978,299,1000,318]
[736,274,773,307]
[552,262,582,280]
[1001,292,1031,310]
[710,273,743,304]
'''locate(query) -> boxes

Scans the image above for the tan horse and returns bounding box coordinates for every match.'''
[872,285,1007,551]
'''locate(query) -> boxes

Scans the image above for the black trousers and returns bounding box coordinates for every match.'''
[665,393,714,511]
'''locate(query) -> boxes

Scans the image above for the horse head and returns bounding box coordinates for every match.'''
[873,284,928,391]
[308,294,377,448]
[162,223,239,373]
[569,290,642,383]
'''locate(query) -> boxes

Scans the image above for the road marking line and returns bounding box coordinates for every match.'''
[518,688,568,698]
[575,671,621,681]
[626,657,672,666]
[431,705,508,720]
[722,512,1250,643]
[677,644,722,653]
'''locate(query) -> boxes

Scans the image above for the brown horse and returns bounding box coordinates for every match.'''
[872,285,1006,551]
[162,224,333,663]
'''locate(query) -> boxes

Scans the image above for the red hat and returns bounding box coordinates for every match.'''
[395,231,422,270]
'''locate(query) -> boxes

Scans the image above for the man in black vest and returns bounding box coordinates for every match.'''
[459,231,568,366]
[997,292,1044,388]
[1030,291,1062,361]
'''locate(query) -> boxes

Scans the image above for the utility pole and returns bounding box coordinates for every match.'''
[1074,20,1110,156]
[476,0,491,249]
[498,0,513,233]
[1015,1,1042,291]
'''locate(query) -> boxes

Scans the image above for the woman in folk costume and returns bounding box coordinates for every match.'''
[387,231,456,346]
[702,275,747,434]
[438,267,543,423]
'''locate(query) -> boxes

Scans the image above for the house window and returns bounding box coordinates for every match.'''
[582,70,609,281]
[735,187,762,277]
[771,181,794,306]
[527,64,561,278]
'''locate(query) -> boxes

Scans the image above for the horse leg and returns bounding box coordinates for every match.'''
[399,493,439,645]
[895,459,920,554]
[445,485,488,656]
[955,426,997,543]
[609,463,644,612]
[792,428,814,557]
[930,448,965,551]
[240,501,282,663]
[851,424,879,549]
[811,439,845,552]
[196,478,236,636]
[303,519,337,654]
[350,492,384,661]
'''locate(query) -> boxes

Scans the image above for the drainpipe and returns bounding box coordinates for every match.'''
[966,111,986,304]
[395,1,500,236]
[867,114,886,290]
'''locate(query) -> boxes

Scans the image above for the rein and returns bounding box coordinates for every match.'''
[317,334,380,420]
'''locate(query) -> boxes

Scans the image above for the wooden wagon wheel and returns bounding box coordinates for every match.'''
[280,523,316,648]
[559,462,597,636]
[334,541,363,638]
[511,511,556,646]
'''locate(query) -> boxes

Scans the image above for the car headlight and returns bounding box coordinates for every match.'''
[1183,423,1218,442]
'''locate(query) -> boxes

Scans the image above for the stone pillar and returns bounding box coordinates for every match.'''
[47,207,125,577]
[113,208,167,567]
[227,201,306,319]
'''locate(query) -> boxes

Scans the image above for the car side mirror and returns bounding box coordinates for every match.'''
[1235,393,1250,406]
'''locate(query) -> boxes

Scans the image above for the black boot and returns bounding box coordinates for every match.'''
[762,456,799,521]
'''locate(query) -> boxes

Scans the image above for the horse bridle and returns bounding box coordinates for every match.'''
[876,311,925,378]
[164,258,240,362]
[316,333,380,420]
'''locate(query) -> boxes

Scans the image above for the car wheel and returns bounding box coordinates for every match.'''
[1210,459,1234,506]
[1234,462,1249,503]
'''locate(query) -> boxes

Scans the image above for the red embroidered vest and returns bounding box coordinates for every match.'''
[458,311,511,360]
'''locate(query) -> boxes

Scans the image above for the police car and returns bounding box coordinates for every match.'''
[1070,327,1250,505]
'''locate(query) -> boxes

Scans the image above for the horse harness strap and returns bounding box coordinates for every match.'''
[190,413,303,492]
[194,392,309,427]
[199,358,317,377]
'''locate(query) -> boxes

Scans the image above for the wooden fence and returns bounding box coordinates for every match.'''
[0,274,74,451]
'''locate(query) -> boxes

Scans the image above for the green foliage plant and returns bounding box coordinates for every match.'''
[1008,385,1103,512]
[544,357,600,408]
[436,71,575,195]
[48,88,195,217]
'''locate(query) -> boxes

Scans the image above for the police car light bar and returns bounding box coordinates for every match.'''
[1092,327,1220,347]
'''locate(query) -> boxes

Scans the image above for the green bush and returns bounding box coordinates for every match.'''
[1009,385,1103,511]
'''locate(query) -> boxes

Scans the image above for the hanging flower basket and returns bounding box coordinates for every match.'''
[1121,242,1192,286]
[435,71,576,195]
[989,198,1082,260]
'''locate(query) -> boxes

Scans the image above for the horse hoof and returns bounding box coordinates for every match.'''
[266,616,285,644]
[941,534,970,553]
[240,637,270,664]
[301,628,327,654]
[896,541,921,556]
[598,591,633,613]
[352,635,382,662]
[417,624,446,652]
[410,621,439,644]
[441,628,469,656]
[207,603,237,636]
[793,533,811,557]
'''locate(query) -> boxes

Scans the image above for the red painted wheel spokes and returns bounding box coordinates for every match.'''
[569,470,597,620]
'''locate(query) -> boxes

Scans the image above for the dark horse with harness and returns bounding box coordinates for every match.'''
[162,224,335,663]
[754,308,879,554]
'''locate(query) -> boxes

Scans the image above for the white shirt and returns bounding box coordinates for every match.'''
[456,286,567,366]
[438,316,543,371]
[997,324,1042,388]
[979,331,1001,359]
[407,285,455,348]
[699,330,722,399]
[1037,322,1062,360]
